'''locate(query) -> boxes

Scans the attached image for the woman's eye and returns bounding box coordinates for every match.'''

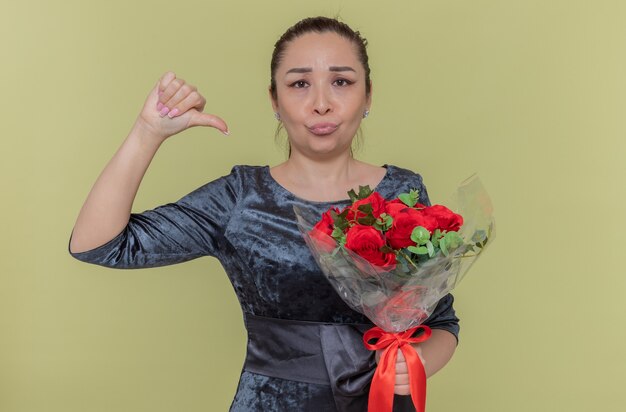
[334,79,354,86]
[291,80,308,88]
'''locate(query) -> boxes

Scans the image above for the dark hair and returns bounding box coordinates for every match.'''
[270,16,371,157]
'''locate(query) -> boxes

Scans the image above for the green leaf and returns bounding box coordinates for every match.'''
[384,216,393,230]
[440,237,449,256]
[426,241,435,257]
[398,193,416,207]
[399,188,421,207]
[357,203,374,215]
[410,226,431,245]
[357,216,376,226]
[407,245,429,255]
[380,214,393,230]
[444,231,463,249]
[374,213,392,231]
[358,185,373,199]
[331,227,343,238]
[347,189,359,203]
[331,210,349,231]
[431,231,440,247]
[334,219,348,231]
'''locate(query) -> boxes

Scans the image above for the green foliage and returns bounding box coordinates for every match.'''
[431,229,442,247]
[357,215,377,225]
[347,185,373,202]
[357,203,373,214]
[398,188,420,207]
[407,245,429,255]
[410,226,430,245]
[439,237,449,256]
[407,240,435,257]
[331,227,344,240]
[426,241,435,257]
[358,185,373,199]
[439,231,462,256]
[373,213,393,231]
[331,209,350,231]
[445,231,463,248]
[355,203,377,225]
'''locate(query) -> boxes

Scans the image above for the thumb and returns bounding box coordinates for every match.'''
[188,111,230,136]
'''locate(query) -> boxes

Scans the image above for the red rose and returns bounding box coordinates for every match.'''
[422,205,463,232]
[346,192,387,222]
[385,198,427,218]
[309,207,340,252]
[385,208,438,249]
[385,199,407,217]
[312,207,338,236]
[345,225,396,269]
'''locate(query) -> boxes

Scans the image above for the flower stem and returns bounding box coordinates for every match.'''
[398,250,419,270]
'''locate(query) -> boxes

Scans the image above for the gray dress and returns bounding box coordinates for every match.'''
[68,164,460,412]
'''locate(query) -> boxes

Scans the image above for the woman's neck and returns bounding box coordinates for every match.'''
[269,154,385,203]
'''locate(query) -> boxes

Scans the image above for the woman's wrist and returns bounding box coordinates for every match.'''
[128,118,166,151]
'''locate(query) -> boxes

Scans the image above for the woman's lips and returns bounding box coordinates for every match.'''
[307,123,339,136]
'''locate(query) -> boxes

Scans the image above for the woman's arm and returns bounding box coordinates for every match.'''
[69,121,163,253]
[414,329,457,378]
[70,71,228,254]
[397,329,457,394]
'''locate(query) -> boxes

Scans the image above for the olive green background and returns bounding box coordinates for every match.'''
[2,0,624,411]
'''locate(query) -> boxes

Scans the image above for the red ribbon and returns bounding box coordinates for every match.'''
[363,325,432,412]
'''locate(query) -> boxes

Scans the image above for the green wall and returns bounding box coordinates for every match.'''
[2,1,625,411]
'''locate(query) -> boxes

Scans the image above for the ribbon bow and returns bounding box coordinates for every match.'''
[363,325,432,412]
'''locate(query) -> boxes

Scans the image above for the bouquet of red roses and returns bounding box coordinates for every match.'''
[293,173,494,412]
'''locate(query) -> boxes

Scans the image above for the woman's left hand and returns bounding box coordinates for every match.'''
[375,343,425,396]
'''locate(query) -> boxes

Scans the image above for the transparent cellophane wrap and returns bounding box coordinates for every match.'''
[294,174,495,333]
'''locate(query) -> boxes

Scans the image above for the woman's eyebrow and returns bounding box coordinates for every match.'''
[329,66,356,72]
[285,66,356,74]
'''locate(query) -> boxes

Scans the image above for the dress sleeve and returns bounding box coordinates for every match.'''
[67,165,243,269]
[415,173,461,343]
[422,293,460,344]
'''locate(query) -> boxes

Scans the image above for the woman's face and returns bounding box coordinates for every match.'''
[270,32,372,158]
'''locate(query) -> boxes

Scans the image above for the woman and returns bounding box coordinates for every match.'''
[69,16,459,412]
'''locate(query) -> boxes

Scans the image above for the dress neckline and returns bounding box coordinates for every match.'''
[263,164,392,205]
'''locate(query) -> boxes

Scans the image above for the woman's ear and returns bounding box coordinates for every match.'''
[366,81,373,109]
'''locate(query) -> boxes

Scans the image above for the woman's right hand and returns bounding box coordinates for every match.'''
[135,71,230,143]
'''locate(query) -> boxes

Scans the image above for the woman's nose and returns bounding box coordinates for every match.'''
[313,86,332,115]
